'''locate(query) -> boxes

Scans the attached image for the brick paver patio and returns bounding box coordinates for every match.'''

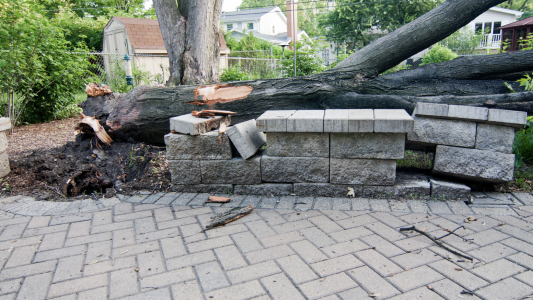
[0,192,532,299]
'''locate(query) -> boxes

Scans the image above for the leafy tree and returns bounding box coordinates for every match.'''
[320,0,443,48]
[279,40,325,76]
[37,0,147,19]
[0,0,91,125]
[421,44,458,65]
[224,31,283,57]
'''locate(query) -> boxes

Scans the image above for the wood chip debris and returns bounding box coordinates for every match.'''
[205,196,231,203]
[192,110,236,118]
[464,216,477,223]
[202,205,253,232]
[85,82,112,97]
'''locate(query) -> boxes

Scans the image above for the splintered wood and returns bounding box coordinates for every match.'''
[192,110,236,118]
[85,83,112,97]
[76,113,112,146]
[206,196,231,203]
[202,206,253,232]
[192,84,253,105]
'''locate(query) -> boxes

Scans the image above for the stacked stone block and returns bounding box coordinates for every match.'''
[0,118,10,178]
[257,109,416,197]
[407,103,526,183]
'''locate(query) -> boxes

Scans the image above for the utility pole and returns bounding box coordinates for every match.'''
[292,0,297,77]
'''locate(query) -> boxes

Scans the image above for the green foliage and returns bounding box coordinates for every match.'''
[51,10,108,51]
[88,56,151,93]
[440,29,483,55]
[0,0,91,125]
[327,47,354,68]
[513,116,533,168]
[420,45,458,65]
[224,32,282,57]
[518,74,533,91]
[320,0,443,48]
[396,150,433,169]
[220,66,253,82]
[382,63,408,75]
[37,0,148,19]
[279,40,325,77]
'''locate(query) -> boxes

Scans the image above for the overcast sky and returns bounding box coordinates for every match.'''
[143,0,243,12]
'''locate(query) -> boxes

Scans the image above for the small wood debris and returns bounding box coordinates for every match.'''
[202,206,253,232]
[464,216,477,223]
[219,123,227,134]
[85,82,112,97]
[192,110,236,119]
[455,268,463,271]
[368,294,381,298]
[206,196,231,203]
[76,113,112,146]
[427,285,433,290]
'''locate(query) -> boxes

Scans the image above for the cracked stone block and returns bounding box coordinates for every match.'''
[267,132,329,157]
[324,109,373,133]
[165,131,232,160]
[330,133,405,159]
[475,123,515,154]
[430,179,470,200]
[294,183,363,197]
[287,110,325,132]
[448,105,488,121]
[413,103,448,118]
[433,145,515,182]
[487,109,527,129]
[330,159,396,185]
[256,110,297,132]
[373,109,414,133]
[201,154,261,184]
[226,120,266,160]
[261,155,329,183]
[168,160,202,184]
[170,114,231,135]
[363,179,430,199]
[407,117,476,148]
[233,184,293,196]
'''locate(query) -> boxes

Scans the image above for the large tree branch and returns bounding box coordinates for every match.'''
[332,0,507,75]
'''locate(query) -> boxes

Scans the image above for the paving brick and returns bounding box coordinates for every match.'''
[355,249,403,277]
[428,259,488,291]
[138,250,166,277]
[64,232,112,247]
[507,252,533,269]
[308,215,343,233]
[276,254,318,284]
[109,268,139,299]
[0,259,56,281]
[360,234,405,257]
[227,260,281,284]
[160,237,186,259]
[50,213,92,226]
[154,193,179,205]
[136,228,179,243]
[301,227,336,248]
[204,280,266,300]
[77,287,108,300]
[260,231,304,248]
[391,248,442,270]
[0,223,26,241]
[157,217,196,230]
[463,228,510,247]
[290,240,328,264]
[369,199,391,212]
[388,266,443,292]
[245,244,294,264]
[140,267,196,291]
[53,254,84,283]
[470,258,525,283]
[86,240,111,264]
[112,228,135,248]
[173,206,212,219]
[349,266,400,299]
[370,212,407,228]
[389,200,411,213]
[0,278,22,296]
[365,222,406,242]
[171,280,203,300]
[323,210,351,221]
[35,232,64,252]
[329,226,374,243]
[394,235,435,252]
[114,288,172,300]
[430,279,482,300]
[22,223,66,239]
[470,205,518,216]
[47,273,108,299]
[258,210,286,225]
[299,273,358,300]
[313,198,333,210]
[492,215,533,230]
[166,250,216,270]
[27,216,51,229]
[515,270,533,286]
[92,221,133,234]
[337,215,378,229]
[83,256,136,276]
[245,219,276,239]
[497,224,533,243]
[476,277,533,300]
[134,217,156,235]
[214,245,247,271]
[193,261,230,292]
[112,242,160,258]
[180,223,205,244]
[67,220,91,239]
[261,273,306,300]
[17,272,52,300]
[311,254,363,277]
[92,210,112,226]
[387,286,444,300]
[4,244,37,268]
[34,245,85,263]
[114,210,152,222]
[467,242,517,263]
[321,240,368,258]
[501,237,533,256]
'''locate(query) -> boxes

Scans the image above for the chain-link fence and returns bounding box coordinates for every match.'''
[226,57,281,79]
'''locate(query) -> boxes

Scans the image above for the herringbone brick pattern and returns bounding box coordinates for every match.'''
[0,199,531,299]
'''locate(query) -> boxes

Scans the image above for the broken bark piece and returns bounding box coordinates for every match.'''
[206,196,231,203]
[196,112,216,118]
[219,123,227,134]
[202,205,253,232]
[76,113,113,146]
[85,83,112,97]
[202,110,237,115]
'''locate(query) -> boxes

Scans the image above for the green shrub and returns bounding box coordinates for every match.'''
[440,29,482,55]
[513,116,533,167]
[220,66,253,82]
[421,45,458,65]
[396,150,433,169]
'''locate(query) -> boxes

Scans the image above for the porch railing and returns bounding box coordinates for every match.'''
[479,34,501,49]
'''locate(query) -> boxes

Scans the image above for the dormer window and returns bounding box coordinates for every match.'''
[247,23,254,30]
[227,24,233,30]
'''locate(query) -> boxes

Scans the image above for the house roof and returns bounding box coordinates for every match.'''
[488,6,524,17]
[221,7,284,22]
[499,16,533,29]
[113,17,166,50]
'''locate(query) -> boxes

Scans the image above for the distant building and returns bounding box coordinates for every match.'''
[498,15,533,51]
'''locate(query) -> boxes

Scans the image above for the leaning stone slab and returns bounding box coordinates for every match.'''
[414,103,448,118]
[267,132,329,157]
[261,155,329,183]
[448,105,488,121]
[330,133,405,159]
[407,117,476,148]
[373,109,414,133]
[201,154,261,184]
[169,114,231,135]
[226,120,266,160]
[165,131,232,160]
[433,145,515,182]
[430,179,470,200]
[330,159,396,185]
[487,109,527,129]
[0,132,8,153]
[167,160,202,184]
[0,118,11,132]
[287,110,324,132]
[294,183,363,198]
[256,110,297,132]
[233,184,293,196]
[324,109,373,132]
[171,184,233,194]
[475,123,514,154]
[362,180,430,199]
[0,151,10,178]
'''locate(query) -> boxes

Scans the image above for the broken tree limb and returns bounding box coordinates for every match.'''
[76,113,113,146]
[399,226,474,261]
[202,205,253,232]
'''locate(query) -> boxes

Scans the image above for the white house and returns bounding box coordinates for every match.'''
[467,7,523,50]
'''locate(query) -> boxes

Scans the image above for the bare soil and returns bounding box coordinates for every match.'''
[5,117,171,201]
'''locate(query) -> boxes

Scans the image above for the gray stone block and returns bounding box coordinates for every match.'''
[362,180,430,199]
[0,132,8,153]
[167,160,201,184]
[169,114,231,135]
[414,103,448,118]
[330,133,405,159]
[433,145,515,182]
[267,132,329,157]
[171,184,233,194]
[164,131,232,160]
[448,105,488,121]
[294,183,363,197]
[261,155,329,183]
[200,155,261,184]
[330,159,396,185]
[374,109,414,133]
[0,151,10,178]
[323,109,373,133]
[475,123,515,154]
[287,110,324,132]
[0,118,11,132]
[256,110,297,132]
[233,184,293,196]
[407,117,476,148]
[430,179,470,200]
[227,119,266,160]
[324,109,349,132]
[488,109,527,128]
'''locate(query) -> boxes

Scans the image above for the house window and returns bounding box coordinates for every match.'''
[475,23,483,34]
[517,28,529,50]
[227,24,233,30]
[247,23,254,30]
[272,26,275,34]
[484,22,492,34]
[493,22,502,34]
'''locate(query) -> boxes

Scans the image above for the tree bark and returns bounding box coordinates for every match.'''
[153,0,222,85]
